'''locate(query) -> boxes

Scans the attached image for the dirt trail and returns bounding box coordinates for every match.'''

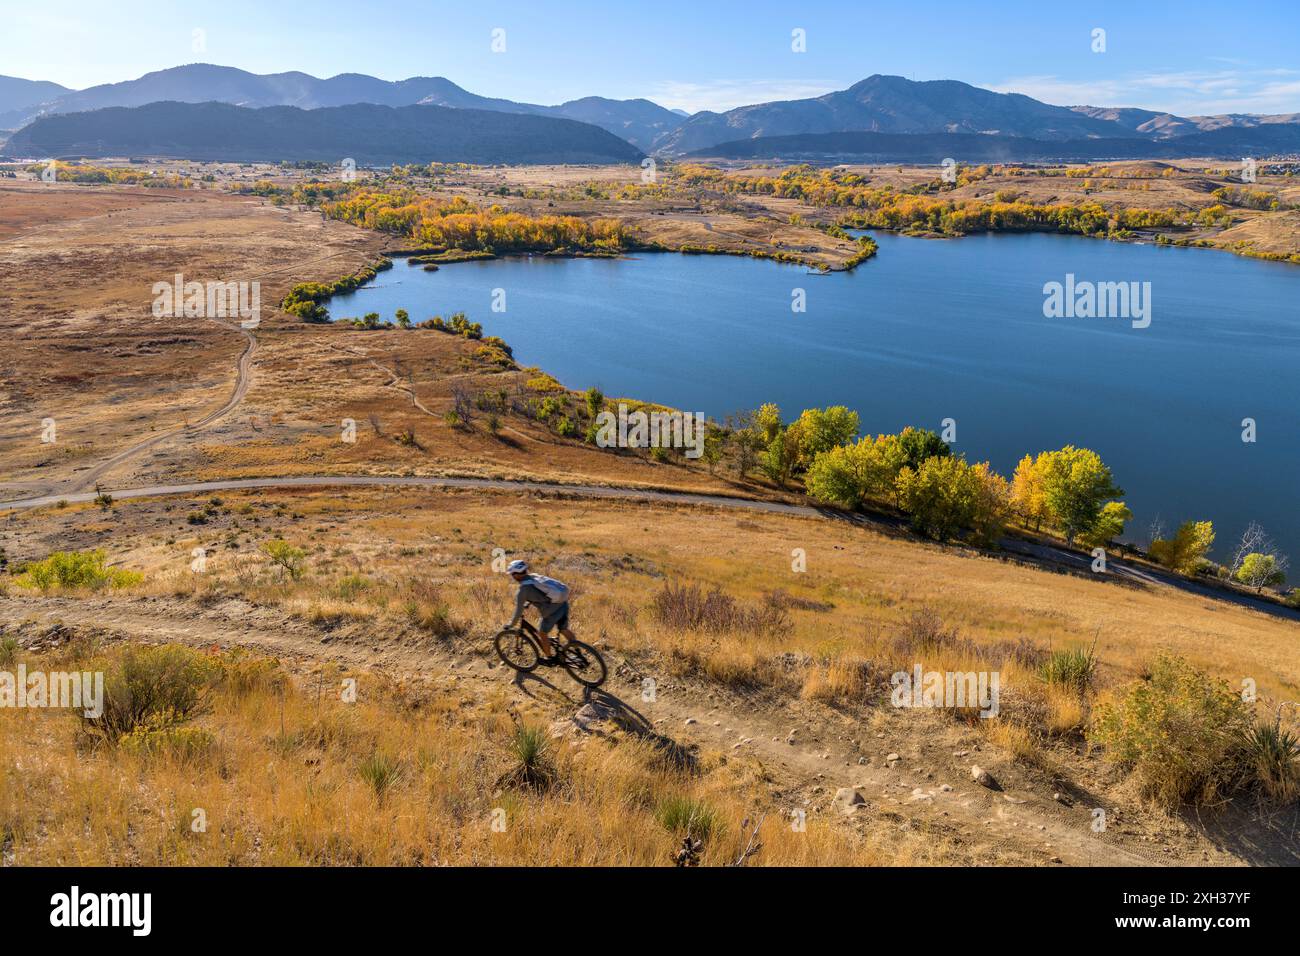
[2,594,1176,867]
[4,473,1295,623]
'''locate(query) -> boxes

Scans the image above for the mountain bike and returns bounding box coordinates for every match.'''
[494,617,607,688]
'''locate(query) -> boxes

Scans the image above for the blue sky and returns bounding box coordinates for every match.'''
[6,0,1300,115]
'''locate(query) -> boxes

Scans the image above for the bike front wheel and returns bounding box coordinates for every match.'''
[494,629,540,672]
[560,640,607,688]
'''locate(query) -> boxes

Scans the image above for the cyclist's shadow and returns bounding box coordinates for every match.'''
[508,671,696,773]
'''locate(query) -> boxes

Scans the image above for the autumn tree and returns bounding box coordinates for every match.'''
[1040,446,1123,546]
[1149,521,1215,575]
[789,406,860,467]
[1010,453,1051,531]
[895,456,1009,545]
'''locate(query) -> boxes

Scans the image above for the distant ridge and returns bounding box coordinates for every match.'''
[0,64,685,151]
[656,74,1300,155]
[4,100,646,166]
[687,126,1300,163]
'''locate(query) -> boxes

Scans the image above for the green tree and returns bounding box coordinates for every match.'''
[895,456,1009,545]
[1234,553,1285,592]
[395,308,411,329]
[761,428,800,488]
[1080,501,1133,549]
[754,403,783,444]
[791,406,860,466]
[896,426,950,471]
[1040,446,1123,546]
[805,434,903,509]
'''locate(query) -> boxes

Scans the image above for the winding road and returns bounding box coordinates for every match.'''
[3,472,1295,623]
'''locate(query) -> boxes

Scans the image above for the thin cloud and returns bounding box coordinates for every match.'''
[990,68,1300,116]
[644,79,838,114]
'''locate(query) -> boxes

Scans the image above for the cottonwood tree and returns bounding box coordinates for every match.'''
[1040,446,1123,547]
[1149,521,1216,575]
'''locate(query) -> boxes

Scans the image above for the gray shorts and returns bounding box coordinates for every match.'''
[538,601,570,634]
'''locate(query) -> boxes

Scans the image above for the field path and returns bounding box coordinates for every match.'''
[4,473,1295,622]
[1,594,1170,867]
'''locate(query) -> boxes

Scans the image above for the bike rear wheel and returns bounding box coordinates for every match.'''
[560,639,607,688]
[494,629,540,672]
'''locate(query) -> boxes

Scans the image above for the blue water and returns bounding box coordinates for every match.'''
[329,233,1300,561]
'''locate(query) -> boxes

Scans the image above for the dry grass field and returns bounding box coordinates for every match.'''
[1,160,1298,867]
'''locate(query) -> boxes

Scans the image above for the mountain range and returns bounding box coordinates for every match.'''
[688,126,1300,164]
[3,65,1299,163]
[4,100,644,166]
[0,64,682,152]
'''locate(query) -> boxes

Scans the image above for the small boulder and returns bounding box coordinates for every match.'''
[833,787,867,813]
[971,765,997,788]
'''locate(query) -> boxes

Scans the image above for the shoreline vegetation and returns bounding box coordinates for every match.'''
[240,176,877,272]
[672,163,1300,265]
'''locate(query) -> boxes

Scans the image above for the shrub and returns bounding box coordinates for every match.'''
[648,583,788,635]
[216,649,286,698]
[119,721,215,763]
[0,636,18,668]
[21,550,142,592]
[1089,655,1252,807]
[526,373,565,393]
[403,599,463,639]
[82,645,221,743]
[655,795,721,842]
[262,540,306,580]
[890,606,963,657]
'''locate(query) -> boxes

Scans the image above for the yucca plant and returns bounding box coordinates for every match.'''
[1041,644,1098,694]
[499,725,556,792]
[359,750,404,803]
[1243,717,1300,803]
[655,795,721,843]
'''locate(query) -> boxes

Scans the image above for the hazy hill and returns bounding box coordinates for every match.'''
[654,74,1300,155]
[4,100,645,165]
[688,124,1300,163]
[655,75,1129,154]
[0,76,72,128]
[3,64,684,151]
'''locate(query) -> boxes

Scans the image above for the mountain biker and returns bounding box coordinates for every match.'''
[503,559,573,662]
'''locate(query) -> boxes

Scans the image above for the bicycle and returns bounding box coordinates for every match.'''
[494,616,607,688]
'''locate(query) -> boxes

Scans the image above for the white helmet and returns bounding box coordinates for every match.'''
[506,559,529,574]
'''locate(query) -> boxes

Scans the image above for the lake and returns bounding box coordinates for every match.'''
[328,232,1300,563]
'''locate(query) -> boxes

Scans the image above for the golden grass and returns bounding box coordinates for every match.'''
[0,642,927,866]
